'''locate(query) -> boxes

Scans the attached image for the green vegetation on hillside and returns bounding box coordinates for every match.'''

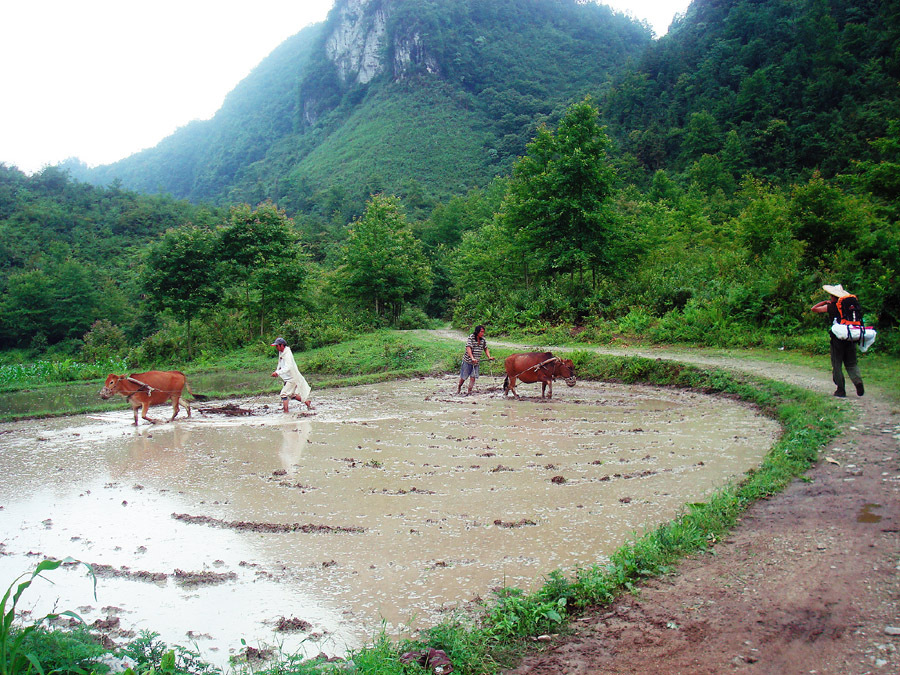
[278,81,497,220]
[68,0,651,208]
[603,0,900,184]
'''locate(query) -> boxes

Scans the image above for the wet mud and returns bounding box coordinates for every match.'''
[170,513,366,534]
[0,376,779,665]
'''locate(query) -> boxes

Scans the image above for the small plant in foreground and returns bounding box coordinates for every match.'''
[1,558,95,675]
[120,632,220,675]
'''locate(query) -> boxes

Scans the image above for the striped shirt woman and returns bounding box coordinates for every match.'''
[457,325,494,394]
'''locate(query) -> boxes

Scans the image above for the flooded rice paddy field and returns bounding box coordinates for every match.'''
[0,377,780,665]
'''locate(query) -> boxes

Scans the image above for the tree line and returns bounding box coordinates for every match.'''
[2,97,897,365]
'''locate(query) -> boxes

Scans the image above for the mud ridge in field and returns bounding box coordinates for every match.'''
[170,512,366,533]
[173,568,238,586]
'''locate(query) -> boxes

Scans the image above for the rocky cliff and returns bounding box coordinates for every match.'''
[326,0,440,84]
[325,0,389,86]
[304,0,440,123]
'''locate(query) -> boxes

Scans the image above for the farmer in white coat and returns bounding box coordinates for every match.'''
[271,337,313,412]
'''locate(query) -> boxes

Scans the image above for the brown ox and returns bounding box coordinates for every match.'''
[502,352,576,400]
[99,371,206,425]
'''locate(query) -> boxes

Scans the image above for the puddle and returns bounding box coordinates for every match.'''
[857,503,882,523]
[0,377,780,666]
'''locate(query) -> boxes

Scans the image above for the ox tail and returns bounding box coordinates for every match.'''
[502,375,509,393]
[185,381,208,402]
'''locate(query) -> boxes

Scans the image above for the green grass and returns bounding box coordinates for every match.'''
[0,357,129,391]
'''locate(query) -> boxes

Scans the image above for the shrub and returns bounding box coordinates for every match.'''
[130,321,188,367]
[393,306,431,330]
[81,320,128,362]
[617,307,655,334]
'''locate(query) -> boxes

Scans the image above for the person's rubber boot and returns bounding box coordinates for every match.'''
[833,388,846,397]
[855,382,864,396]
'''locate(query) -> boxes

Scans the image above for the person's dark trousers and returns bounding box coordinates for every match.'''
[830,336,863,396]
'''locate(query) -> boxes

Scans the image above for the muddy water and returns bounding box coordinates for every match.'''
[0,377,779,665]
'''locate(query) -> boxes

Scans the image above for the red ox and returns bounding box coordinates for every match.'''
[99,371,206,425]
[502,352,576,400]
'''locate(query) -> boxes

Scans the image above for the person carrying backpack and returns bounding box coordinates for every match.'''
[811,284,865,397]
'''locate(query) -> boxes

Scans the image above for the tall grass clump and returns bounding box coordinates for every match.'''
[120,632,220,675]
[1,559,95,675]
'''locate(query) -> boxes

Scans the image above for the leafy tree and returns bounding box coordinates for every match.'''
[144,226,222,356]
[81,319,128,361]
[450,217,519,300]
[680,111,721,165]
[218,202,307,339]
[501,97,618,289]
[0,261,102,348]
[846,119,900,213]
[416,178,507,250]
[0,269,54,347]
[333,194,432,318]
[51,261,102,343]
[789,172,865,265]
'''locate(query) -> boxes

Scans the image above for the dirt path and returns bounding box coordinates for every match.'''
[423,331,900,674]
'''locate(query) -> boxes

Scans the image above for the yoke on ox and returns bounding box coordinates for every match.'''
[502,352,576,400]
[99,371,205,425]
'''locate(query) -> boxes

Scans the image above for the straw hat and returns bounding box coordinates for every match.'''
[822,284,847,297]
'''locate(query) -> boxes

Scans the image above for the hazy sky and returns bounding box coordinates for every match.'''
[0,0,690,174]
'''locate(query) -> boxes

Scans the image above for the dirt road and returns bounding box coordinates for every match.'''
[426,332,899,674]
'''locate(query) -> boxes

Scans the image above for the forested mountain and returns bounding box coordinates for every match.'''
[66,0,900,214]
[3,0,899,360]
[66,0,651,211]
[602,0,900,182]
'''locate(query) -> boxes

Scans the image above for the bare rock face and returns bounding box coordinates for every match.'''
[301,0,441,125]
[325,0,389,85]
[392,27,440,79]
[324,0,440,86]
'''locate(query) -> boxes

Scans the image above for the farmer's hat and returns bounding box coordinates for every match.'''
[822,284,848,297]
[271,337,287,346]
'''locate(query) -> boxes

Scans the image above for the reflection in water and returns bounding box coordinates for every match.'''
[126,425,193,476]
[279,420,311,472]
[0,378,779,666]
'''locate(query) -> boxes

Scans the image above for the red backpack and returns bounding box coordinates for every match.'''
[835,295,863,326]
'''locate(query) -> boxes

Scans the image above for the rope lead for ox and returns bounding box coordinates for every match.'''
[125,376,195,396]
[512,357,560,381]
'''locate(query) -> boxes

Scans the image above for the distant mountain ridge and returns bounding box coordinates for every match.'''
[65,0,900,214]
[65,0,651,207]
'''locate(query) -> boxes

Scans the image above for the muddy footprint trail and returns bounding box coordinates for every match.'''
[448,333,900,675]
